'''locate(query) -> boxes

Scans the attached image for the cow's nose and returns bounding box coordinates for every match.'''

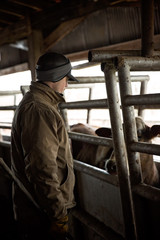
[105,160,117,174]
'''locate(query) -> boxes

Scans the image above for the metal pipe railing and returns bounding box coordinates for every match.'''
[118,57,160,170]
[103,62,137,240]
[68,75,150,84]
[129,142,160,156]
[74,159,118,186]
[124,94,160,107]
[0,106,17,110]
[0,76,149,113]
[118,62,143,186]
[88,50,141,62]
[138,80,148,117]
[68,132,113,147]
[117,56,160,71]
[0,141,11,148]
[88,50,160,63]
[59,99,109,110]
[0,125,11,129]
[132,183,160,202]
[0,90,21,95]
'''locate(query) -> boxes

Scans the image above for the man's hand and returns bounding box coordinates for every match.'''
[49,215,68,240]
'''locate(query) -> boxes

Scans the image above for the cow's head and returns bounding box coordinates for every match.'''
[95,127,113,168]
[105,117,160,175]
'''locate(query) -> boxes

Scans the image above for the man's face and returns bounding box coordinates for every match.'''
[50,76,68,94]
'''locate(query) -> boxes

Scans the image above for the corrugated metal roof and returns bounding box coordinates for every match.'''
[51,6,160,55]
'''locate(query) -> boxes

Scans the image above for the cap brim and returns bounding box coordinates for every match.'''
[67,73,79,82]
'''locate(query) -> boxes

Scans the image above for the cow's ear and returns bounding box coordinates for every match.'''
[95,127,112,138]
[151,125,160,138]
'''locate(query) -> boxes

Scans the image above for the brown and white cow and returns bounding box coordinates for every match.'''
[105,116,160,187]
[70,123,113,169]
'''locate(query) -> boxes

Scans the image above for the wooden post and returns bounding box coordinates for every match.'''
[28,30,43,81]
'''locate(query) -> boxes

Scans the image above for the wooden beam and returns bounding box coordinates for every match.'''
[0,6,24,18]
[44,16,86,52]
[0,12,20,25]
[8,0,43,11]
[0,63,28,76]
[0,19,30,46]
[0,19,12,25]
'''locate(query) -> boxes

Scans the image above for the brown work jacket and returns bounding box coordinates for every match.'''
[11,81,76,227]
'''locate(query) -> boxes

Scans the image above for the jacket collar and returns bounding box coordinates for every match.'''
[30,81,65,105]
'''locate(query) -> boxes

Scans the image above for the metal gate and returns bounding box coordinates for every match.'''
[58,54,156,240]
[87,51,160,240]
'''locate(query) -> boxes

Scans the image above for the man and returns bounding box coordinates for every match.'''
[11,52,77,240]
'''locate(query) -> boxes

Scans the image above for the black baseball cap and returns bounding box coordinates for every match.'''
[36,52,78,82]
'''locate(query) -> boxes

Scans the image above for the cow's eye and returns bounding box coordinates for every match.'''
[137,130,142,141]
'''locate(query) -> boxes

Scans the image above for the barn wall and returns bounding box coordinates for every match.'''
[0,45,28,69]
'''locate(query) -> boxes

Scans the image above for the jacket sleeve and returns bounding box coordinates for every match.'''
[21,106,68,221]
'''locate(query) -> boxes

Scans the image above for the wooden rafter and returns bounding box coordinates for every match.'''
[44,16,86,52]
[0,7,24,18]
[0,19,30,46]
[9,0,42,11]
[8,0,43,11]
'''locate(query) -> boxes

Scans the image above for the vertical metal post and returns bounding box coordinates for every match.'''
[138,79,149,117]
[86,87,92,124]
[141,0,154,56]
[103,61,137,240]
[118,61,143,186]
[117,59,149,240]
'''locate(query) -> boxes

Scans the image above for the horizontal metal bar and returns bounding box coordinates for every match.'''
[68,132,113,147]
[74,159,118,186]
[0,141,11,148]
[67,84,94,89]
[117,56,160,71]
[1,96,157,113]
[0,125,12,129]
[0,90,21,96]
[88,50,141,62]
[132,183,160,201]
[69,76,105,83]
[71,208,124,240]
[2,100,108,111]
[72,62,99,70]
[135,105,160,109]
[129,142,160,156]
[68,75,150,84]
[0,106,17,110]
[124,94,160,106]
[59,99,109,109]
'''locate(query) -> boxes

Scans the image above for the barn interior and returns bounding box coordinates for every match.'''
[0,0,160,240]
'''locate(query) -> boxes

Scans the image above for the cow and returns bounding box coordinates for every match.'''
[70,123,113,169]
[105,116,160,187]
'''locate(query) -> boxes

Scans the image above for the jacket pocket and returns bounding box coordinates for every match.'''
[60,164,75,202]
